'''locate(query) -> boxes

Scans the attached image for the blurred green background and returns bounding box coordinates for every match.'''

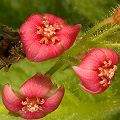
[1,0,119,32]
[0,0,120,120]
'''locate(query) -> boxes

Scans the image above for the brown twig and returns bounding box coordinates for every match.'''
[0,24,26,72]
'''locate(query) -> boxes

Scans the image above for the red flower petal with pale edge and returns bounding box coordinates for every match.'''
[2,84,23,112]
[20,73,53,98]
[44,14,67,25]
[26,14,44,25]
[21,111,46,119]
[101,48,119,66]
[42,85,65,113]
[73,66,102,92]
[78,48,105,70]
[78,82,108,94]
[32,43,64,62]
[19,13,81,62]
[56,24,82,50]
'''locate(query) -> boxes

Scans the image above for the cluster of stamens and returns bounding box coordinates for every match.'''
[21,97,45,113]
[98,60,117,87]
[36,19,61,44]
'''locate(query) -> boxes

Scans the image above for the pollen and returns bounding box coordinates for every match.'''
[98,60,117,87]
[27,103,39,112]
[21,98,45,113]
[36,19,61,44]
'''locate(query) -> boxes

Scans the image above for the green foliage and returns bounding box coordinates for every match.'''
[0,0,120,120]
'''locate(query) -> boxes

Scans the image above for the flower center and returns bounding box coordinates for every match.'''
[21,97,45,113]
[98,60,117,87]
[36,19,61,44]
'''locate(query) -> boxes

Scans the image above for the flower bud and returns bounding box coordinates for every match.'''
[112,6,120,25]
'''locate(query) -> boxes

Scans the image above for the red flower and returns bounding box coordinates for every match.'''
[2,73,65,119]
[72,48,119,94]
[19,14,81,62]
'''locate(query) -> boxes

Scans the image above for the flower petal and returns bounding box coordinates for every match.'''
[78,48,105,70]
[72,66,101,92]
[101,48,119,65]
[56,24,81,50]
[19,14,44,36]
[33,43,64,62]
[19,18,43,61]
[23,40,42,62]
[42,85,65,113]
[25,13,44,26]
[21,111,46,119]
[19,21,40,51]
[78,82,108,94]
[44,14,67,25]
[2,84,23,112]
[20,73,53,98]
[19,22,37,35]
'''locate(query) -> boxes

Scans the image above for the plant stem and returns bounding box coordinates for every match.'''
[45,59,63,76]
[90,24,120,42]
[98,43,120,48]
[81,17,114,41]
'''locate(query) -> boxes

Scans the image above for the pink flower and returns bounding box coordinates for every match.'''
[2,72,65,119]
[72,48,119,94]
[19,13,81,62]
